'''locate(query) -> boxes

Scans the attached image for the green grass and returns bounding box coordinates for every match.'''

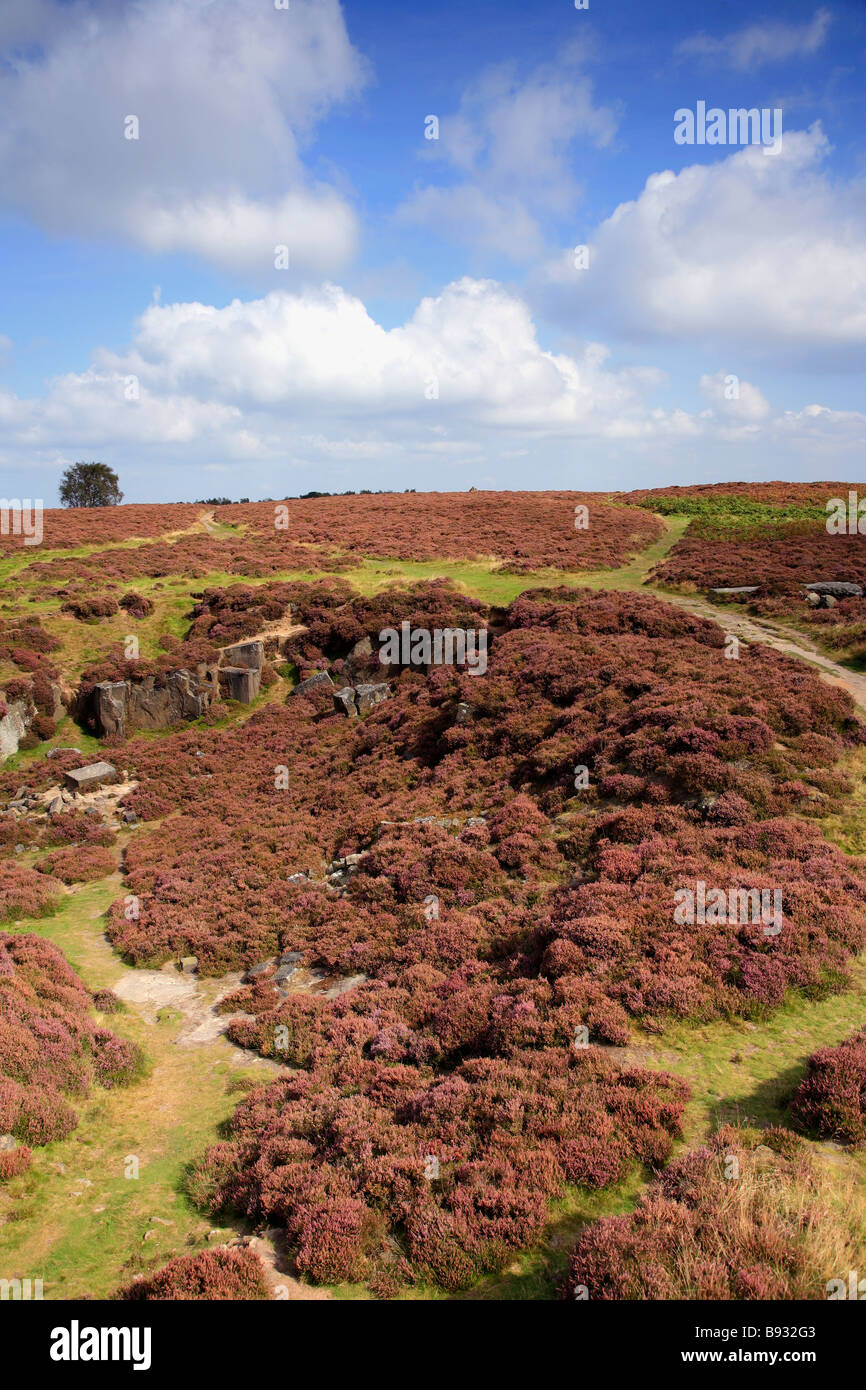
[629,494,829,533]
[0,873,283,1299]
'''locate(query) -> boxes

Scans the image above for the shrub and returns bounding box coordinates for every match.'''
[790,1027,866,1146]
[560,1126,854,1300]
[117,1247,270,1301]
[37,845,116,884]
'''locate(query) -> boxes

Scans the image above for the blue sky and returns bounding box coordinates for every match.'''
[0,0,864,502]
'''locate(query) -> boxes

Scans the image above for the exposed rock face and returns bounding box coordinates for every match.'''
[218,666,261,702]
[343,635,376,683]
[293,671,334,698]
[63,761,119,794]
[332,681,391,717]
[218,640,264,671]
[805,582,863,598]
[354,683,391,715]
[94,669,215,738]
[0,698,34,761]
[333,686,358,717]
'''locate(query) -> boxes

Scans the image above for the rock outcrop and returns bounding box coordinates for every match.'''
[0,697,34,761]
[218,667,260,702]
[94,669,216,738]
[218,640,264,671]
[332,682,391,717]
[805,581,863,598]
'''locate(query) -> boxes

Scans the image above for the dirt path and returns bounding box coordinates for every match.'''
[656,590,866,713]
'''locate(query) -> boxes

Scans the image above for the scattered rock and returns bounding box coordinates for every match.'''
[354,682,391,715]
[804,581,863,598]
[178,956,199,975]
[333,686,358,717]
[293,671,334,697]
[63,761,119,794]
[0,1134,17,1152]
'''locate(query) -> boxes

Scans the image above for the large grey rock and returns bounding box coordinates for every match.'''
[218,640,264,671]
[0,698,34,762]
[710,586,760,595]
[63,761,119,793]
[354,682,391,716]
[804,582,863,598]
[93,669,214,737]
[218,666,260,703]
[94,682,128,737]
[293,671,334,697]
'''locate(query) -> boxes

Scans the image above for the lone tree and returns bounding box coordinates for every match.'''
[59,462,124,508]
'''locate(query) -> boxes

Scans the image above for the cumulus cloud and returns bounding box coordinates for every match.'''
[699,371,772,424]
[677,7,832,70]
[536,126,866,356]
[0,0,366,275]
[0,278,862,491]
[397,50,619,260]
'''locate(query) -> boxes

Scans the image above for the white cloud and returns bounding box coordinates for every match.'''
[699,371,772,423]
[0,0,366,275]
[397,50,619,260]
[537,126,866,355]
[677,7,832,70]
[0,278,862,489]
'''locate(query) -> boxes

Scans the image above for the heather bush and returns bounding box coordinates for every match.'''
[561,1126,857,1300]
[37,845,116,884]
[0,933,143,1153]
[119,591,155,618]
[61,594,119,620]
[117,1246,270,1301]
[0,1142,32,1181]
[0,862,63,922]
[790,1027,866,1146]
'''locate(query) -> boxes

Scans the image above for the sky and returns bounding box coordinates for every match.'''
[0,0,864,504]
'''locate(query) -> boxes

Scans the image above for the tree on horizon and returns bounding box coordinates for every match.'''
[59,462,124,508]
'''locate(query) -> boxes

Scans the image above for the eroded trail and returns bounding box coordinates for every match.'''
[653,589,866,712]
